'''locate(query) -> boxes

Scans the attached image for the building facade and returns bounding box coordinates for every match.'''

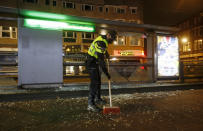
[177,11,203,62]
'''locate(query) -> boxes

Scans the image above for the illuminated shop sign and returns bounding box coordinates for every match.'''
[20,10,94,25]
[21,10,95,32]
[114,50,144,56]
[21,10,68,21]
[24,19,95,32]
[157,36,179,77]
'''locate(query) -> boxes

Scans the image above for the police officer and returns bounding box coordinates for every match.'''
[86,30,117,112]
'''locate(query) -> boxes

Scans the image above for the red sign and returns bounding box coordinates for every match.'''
[113,50,144,56]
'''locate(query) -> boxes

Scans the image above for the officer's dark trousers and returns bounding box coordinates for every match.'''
[88,65,101,105]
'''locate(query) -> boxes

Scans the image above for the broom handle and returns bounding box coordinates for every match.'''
[107,59,112,107]
[108,80,112,107]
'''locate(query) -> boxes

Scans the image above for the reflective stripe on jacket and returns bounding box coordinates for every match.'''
[88,36,108,59]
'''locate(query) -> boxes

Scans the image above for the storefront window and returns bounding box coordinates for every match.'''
[82,4,93,11]
[130,36,139,46]
[105,7,109,13]
[67,32,74,38]
[12,27,17,39]
[82,32,94,43]
[183,42,191,52]
[187,42,191,51]
[85,33,92,39]
[130,7,137,14]
[198,39,203,49]
[63,31,76,42]
[66,66,74,75]
[2,32,10,37]
[194,40,198,51]
[0,26,17,39]
[65,65,87,76]
[63,2,75,9]
[99,6,103,12]
[79,66,87,75]
[115,7,125,14]
[53,0,56,6]
[116,36,125,45]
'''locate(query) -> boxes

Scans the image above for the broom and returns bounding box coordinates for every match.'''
[103,59,120,114]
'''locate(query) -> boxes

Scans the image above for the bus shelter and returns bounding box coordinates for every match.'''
[0,7,180,88]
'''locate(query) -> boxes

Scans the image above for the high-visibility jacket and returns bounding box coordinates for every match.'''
[86,36,109,77]
[88,36,108,59]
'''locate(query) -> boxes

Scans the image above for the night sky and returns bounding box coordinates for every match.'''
[143,0,203,26]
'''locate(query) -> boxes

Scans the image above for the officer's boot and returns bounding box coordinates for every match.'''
[87,96,101,112]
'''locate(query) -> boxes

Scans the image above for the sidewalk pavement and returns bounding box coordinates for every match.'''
[0,80,203,102]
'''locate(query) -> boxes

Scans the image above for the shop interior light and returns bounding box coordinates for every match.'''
[182,38,188,43]
[111,57,118,61]
[24,19,95,32]
[113,41,118,45]
[66,48,70,52]
[141,50,145,56]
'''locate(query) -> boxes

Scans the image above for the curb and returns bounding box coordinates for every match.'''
[0,82,203,102]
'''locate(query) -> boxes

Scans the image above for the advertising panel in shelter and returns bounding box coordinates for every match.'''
[157,36,179,77]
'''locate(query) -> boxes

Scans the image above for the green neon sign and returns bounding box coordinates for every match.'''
[20,10,94,26]
[21,10,68,20]
[24,19,95,32]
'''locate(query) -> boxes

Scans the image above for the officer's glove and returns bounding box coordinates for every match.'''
[105,53,110,60]
[106,73,111,80]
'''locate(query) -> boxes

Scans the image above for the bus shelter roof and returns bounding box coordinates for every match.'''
[0,7,179,34]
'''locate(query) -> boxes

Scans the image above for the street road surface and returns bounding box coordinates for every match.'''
[0,88,203,131]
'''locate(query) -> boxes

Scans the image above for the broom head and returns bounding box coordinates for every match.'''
[103,106,120,114]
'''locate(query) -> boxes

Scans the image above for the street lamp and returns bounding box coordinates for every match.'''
[182,38,188,43]
[100,30,107,35]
